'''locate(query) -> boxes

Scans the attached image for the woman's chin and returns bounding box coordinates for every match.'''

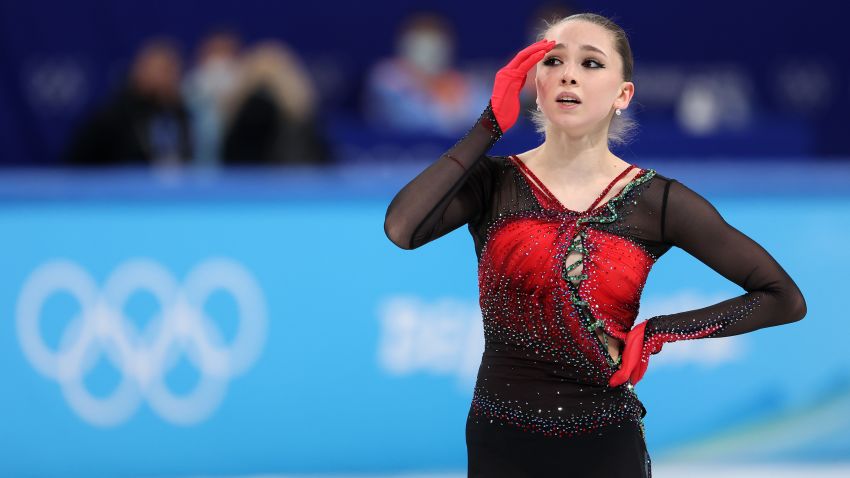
[547,121,591,135]
[545,115,608,135]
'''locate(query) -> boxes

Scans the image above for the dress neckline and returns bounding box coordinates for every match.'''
[509,154,644,215]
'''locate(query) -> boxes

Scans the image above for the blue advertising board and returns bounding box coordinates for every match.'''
[0,161,843,476]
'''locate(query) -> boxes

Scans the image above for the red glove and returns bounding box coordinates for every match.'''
[490,39,555,132]
[609,321,663,388]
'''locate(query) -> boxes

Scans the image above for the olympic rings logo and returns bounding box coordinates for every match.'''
[16,258,267,427]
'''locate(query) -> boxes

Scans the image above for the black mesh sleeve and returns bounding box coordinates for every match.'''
[642,179,807,356]
[384,103,502,250]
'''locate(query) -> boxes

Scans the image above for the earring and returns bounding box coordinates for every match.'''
[536,103,542,112]
[615,108,622,116]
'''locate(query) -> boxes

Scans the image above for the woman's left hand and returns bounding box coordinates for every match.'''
[609,321,650,388]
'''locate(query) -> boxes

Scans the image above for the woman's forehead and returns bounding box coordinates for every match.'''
[546,21,612,51]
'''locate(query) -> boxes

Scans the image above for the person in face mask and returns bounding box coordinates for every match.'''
[398,20,452,77]
[364,12,487,135]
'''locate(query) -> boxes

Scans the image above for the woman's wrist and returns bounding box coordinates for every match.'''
[478,101,504,141]
[643,316,665,355]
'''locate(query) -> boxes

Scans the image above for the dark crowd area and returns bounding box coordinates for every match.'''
[0,0,846,170]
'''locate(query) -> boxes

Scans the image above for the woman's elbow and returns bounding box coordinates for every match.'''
[384,217,414,250]
[794,291,807,322]
[785,288,807,324]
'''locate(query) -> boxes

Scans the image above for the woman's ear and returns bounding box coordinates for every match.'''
[615,81,635,110]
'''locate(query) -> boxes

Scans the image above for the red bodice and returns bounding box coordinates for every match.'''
[477,156,656,377]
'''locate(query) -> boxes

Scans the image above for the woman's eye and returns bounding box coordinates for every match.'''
[542,57,604,68]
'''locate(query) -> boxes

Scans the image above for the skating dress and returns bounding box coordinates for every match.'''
[383,105,807,477]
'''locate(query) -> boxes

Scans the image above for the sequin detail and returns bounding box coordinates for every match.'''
[470,381,646,438]
[470,165,658,441]
[567,169,658,368]
[642,294,763,365]
[480,101,503,141]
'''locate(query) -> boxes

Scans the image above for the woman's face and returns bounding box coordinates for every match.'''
[536,20,633,137]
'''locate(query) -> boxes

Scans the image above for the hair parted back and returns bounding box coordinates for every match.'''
[529,12,638,148]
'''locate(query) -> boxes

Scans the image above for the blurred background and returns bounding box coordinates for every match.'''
[0,0,848,477]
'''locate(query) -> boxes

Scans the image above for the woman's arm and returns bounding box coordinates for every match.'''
[383,104,502,250]
[384,39,555,250]
[611,179,807,387]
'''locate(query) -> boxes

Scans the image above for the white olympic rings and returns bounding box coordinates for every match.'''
[16,258,267,426]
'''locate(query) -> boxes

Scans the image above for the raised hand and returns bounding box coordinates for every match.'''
[490,39,555,132]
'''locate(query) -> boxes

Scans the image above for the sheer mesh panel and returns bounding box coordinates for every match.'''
[384,104,807,442]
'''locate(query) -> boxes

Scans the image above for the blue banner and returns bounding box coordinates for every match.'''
[0,163,843,476]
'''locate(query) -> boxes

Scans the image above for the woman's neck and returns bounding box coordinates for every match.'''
[524,128,627,183]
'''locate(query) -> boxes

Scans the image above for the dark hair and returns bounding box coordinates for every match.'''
[530,13,638,147]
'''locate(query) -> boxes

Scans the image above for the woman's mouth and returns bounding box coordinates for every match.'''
[556,100,580,109]
[555,92,582,109]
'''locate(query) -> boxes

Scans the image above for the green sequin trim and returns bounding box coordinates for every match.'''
[577,169,657,226]
[564,169,658,369]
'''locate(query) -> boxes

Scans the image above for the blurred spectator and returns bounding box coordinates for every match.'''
[675,70,754,135]
[363,12,487,135]
[65,37,192,167]
[221,41,331,165]
[182,29,242,168]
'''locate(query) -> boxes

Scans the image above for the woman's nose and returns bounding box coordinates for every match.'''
[560,65,578,85]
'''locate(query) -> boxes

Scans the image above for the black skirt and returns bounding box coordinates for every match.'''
[466,410,652,478]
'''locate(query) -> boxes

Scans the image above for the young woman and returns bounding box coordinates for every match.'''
[384,12,806,477]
